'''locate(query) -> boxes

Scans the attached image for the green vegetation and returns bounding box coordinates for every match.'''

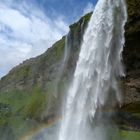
[15,65,30,80]
[0,87,51,139]
[1,64,30,84]
[39,36,65,64]
[69,12,92,31]
[127,0,140,21]
[121,130,140,140]
[121,102,140,118]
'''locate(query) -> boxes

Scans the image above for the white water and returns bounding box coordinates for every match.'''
[54,33,71,97]
[58,0,127,140]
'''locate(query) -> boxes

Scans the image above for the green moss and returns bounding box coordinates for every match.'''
[69,12,92,31]
[16,65,30,79]
[39,36,65,65]
[51,36,66,59]
[0,88,48,118]
[121,102,140,115]
[80,12,93,23]
[22,87,47,119]
[0,118,7,126]
[121,130,140,140]
[127,0,140,21]
[0,65,30,86]
[0,87,51,139]
[0,90,29,115]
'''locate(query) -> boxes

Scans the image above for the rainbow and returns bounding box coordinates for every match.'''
[20,120,58,140]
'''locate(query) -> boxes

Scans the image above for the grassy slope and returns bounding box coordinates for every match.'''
[0,38,66,139]
[121,130,140,140]
[0,88,46,138]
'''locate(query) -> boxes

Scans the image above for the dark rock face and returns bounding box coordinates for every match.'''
[123,0,140,105]
[127,0,140,23]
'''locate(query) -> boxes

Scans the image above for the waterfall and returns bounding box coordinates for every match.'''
[54,33,71,97]
[58,0,127,140]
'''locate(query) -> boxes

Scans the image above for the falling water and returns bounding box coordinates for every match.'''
[54,33,71,98]
[58,0,127,140]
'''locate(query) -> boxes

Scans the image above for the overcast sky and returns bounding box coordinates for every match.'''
[0,0,98,78]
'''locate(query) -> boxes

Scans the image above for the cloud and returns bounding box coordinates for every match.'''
[83,2,94,15]
[0,1,69,78]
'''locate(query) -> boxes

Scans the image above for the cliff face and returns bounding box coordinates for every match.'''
[0,0,139,139]
[123,0,140,106]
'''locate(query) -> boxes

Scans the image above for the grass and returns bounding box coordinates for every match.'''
[39,36,65,65]
[0,87,51,139]
[0,88,48,119]
[104,126,140,140]
[69,12,92,31]
[121,130,140,140]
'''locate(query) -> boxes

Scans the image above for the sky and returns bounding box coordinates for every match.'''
[0,0,98,78]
